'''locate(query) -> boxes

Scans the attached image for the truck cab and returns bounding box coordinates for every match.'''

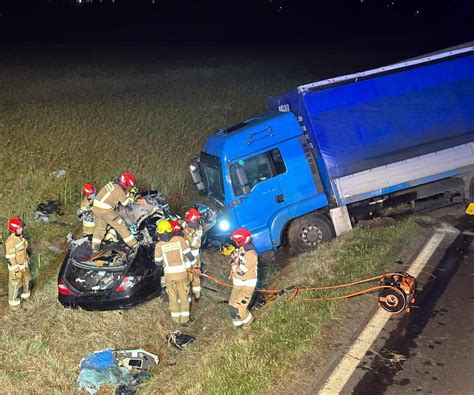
[192,43,474,256]
[190,112,332,254]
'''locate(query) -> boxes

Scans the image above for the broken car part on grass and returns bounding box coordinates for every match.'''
[166,331,196,350]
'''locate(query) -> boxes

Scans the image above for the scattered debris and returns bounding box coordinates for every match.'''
[166,331,196,350]
[48,244,63,254]
[50,169,66,178]
[37,200,64,216]
[32,211,49,222]
[77,348,159,394]
[373,349,407,368]
[115,348,160,371]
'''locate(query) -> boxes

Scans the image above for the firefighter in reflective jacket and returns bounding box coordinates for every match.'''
[182,208,203,301]
[91,172,138,254]
[5,218,30,311]
[228,228,258,330]
[78,183,96,237]
[155,220,196,324]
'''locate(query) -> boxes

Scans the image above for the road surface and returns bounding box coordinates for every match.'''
[341,205,474,394]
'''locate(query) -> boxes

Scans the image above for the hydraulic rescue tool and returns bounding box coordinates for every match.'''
[378,272,417,314]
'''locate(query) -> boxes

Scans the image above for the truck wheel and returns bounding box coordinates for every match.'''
[287,213,335,255]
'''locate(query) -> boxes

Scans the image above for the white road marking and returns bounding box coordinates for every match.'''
[318,228,455,395]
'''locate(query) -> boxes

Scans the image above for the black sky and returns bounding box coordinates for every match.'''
[0,0,473,46]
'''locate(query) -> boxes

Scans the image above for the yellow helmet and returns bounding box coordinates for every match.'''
[157,219,172,234]
[220,243,236,256]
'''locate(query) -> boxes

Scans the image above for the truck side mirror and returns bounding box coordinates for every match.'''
[190,157,205,192]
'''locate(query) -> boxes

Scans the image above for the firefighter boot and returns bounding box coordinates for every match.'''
[241,313,255,332]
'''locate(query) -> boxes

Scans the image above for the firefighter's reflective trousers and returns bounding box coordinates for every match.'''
[187,254,201,299]
[8,266,30,311]
[166,277,191,324]
[228,285,255,328]
[91,207,137,252]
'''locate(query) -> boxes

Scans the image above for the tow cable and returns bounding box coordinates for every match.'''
[188,269,417,315]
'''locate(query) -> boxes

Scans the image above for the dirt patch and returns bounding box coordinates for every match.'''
[357,216,399,229]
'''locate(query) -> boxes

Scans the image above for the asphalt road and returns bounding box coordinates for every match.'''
[343,205,474,394]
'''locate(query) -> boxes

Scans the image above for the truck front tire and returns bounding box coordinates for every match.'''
[287,213,335,255]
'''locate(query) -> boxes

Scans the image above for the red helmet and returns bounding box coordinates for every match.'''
[170,220,181,233]
[8,217,25,234]
[118,172,136,189]
[185,208,200,223]
[82,183,96,197]
[231,228,252,247]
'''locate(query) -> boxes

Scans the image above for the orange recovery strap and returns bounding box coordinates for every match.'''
[187,268,417,315]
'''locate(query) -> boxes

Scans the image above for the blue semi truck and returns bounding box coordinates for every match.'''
[190,43,474,255]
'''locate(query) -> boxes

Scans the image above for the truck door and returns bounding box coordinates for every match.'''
[229,148,290,250]
[275,136,327,215]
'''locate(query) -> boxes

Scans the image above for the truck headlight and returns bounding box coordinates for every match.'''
[218,219,230,231]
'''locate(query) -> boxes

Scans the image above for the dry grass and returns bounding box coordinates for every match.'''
[0,45,317,298]
[0,217,424,394]
[0,44,421,393]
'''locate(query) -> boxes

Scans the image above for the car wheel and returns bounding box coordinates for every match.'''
[287,213,335,255]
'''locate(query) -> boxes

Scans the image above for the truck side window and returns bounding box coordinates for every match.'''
[230,149,286,196]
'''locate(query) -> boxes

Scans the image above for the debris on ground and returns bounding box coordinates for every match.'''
[48,244,63,254]
[32,211,49,222]
[37,200,64,216]
[50,169,66,178]
[166,331,196,350]
[77,348,159,394]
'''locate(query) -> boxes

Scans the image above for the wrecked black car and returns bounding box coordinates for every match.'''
[58,192,217,311]
[58,191,171,311]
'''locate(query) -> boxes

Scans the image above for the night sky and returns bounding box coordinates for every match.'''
[0,0,473,47]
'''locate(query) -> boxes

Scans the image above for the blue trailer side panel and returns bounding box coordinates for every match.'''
[268,53,474,181]
[266,90,336,199]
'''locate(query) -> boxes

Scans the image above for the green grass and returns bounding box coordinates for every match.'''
[0,45,320,298]
[0,44,427,394]
[175,217,423,394]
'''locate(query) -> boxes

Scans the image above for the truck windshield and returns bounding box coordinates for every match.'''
[200,152,225,204]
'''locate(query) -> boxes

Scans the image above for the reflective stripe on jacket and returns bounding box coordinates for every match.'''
[155,235,192,281]
[93,182,133,210]
[231,246,258,287]
[5,234,29,267]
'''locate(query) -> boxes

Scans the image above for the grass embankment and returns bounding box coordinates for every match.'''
[0,45,318,295]
[147,216,423,394]
[0,216,423,394]
[0,45,424,393]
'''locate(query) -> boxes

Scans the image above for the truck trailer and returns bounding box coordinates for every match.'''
[190,43,474,255]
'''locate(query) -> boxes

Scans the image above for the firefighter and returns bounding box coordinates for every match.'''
[77,183,96,237]
[228,228,258,331]
[155,219,196,325]
[182,208,203,301]
[5,217,30,311]
[91,172,138,254]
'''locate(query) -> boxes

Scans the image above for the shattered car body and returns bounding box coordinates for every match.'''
[58,191,217,311]
[58,191,169,311]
